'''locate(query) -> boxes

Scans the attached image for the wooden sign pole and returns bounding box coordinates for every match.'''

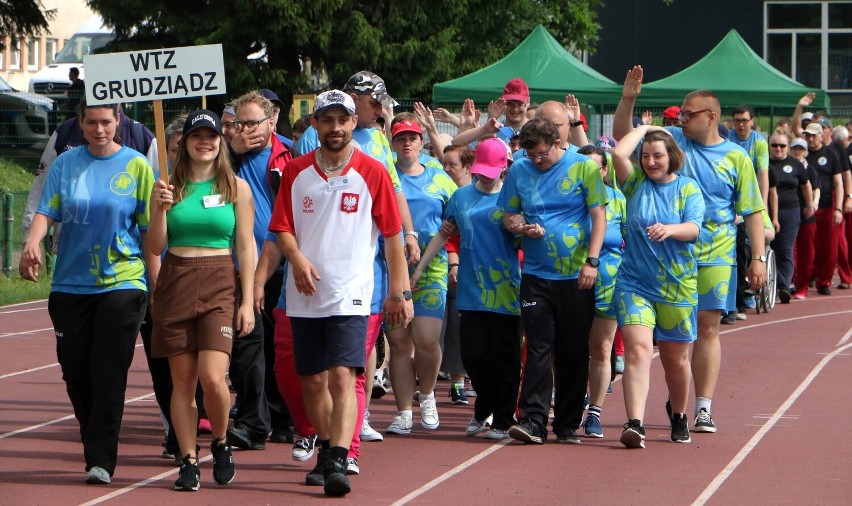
[153,99,170,209]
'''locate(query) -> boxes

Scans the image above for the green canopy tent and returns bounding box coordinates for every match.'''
[640,30,828,110]
[432,25,623,106]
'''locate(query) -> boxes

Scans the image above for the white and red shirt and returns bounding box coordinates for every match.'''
[269,148,402,317]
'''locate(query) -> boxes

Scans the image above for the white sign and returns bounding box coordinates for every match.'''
[83,44,226,105]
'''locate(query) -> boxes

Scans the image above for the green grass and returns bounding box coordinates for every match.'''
[0,272,51,306]
[0,158,51,305]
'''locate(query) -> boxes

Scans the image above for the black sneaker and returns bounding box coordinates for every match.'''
[778,289,791,304]
[817,286,832,296]
[323,456,351,497]
[694,408,717,433]
[174,455,200,491]
[721,312,736,325]
[210,439,236,485]
[305,448,328,486]
[670,413,691,443]
[620,419,646,449]
[227,426,266,450]
[555,427,581,444]
[508,420,545,444]
[450,383,469,404]
[665,399,672,418]
[269,426,295,444]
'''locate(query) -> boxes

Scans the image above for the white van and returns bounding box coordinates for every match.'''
[28,16,114,96]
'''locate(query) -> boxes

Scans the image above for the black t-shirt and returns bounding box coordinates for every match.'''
[770,156,808,209]
[806,146,842,209]
[829,140,851,173]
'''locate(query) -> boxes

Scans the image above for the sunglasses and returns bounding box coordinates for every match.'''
[770,143,788,148]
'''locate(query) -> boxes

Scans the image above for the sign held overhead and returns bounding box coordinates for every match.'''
[83,44,226,105]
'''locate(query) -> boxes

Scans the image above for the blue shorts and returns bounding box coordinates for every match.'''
[615,289,697,343]
[290,315,368,376]
[697,265,732,311]
[412,287,447,319]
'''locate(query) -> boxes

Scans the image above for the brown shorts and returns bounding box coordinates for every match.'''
[151,252,237,358]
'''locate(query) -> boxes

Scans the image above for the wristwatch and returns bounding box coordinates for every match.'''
[404,230,418,239]
[585,257,600,268]
[570,120,584,128]
[389,290,413,302]
[751,254,766,263]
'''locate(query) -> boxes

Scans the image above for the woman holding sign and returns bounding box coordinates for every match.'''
[19,99,154,485]
[148,110,256,491]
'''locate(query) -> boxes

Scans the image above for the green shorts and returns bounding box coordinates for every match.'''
[697,265,732,311]
[615,289,697,343]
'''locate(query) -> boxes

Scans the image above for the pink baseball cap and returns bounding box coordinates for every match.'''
[502,78,530,102]
[471,138,510,179]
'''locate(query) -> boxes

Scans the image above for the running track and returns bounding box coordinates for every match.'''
[1,293,850,505]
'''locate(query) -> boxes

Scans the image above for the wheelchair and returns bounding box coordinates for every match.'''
[754,245,777,314]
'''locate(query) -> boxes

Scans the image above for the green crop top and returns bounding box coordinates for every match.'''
[167,178,236,249]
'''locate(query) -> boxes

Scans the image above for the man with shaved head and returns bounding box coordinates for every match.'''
[614,66,766,435]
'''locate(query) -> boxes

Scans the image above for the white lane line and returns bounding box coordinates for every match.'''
[0,363,59,379]
[78,455,213,506]
[691,338,852,506]
[389,439,511,506]
[719,310,852,335]
[0,307,48,316]
[0,344,143,380]
[836,325,852,347]
[0,392,156,440]
[0,299,48,309]
[0,327,54,338]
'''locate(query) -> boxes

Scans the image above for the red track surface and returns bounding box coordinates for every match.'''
[1,293,850,505]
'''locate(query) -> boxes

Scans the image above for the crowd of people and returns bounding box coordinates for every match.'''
[17,65,852,496]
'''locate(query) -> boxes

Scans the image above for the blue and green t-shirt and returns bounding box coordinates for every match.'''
[668,127,764,266]
[497,151,609,280]
[400,166,457,293]
[597,185,626,295]
[617,168,706,306]
[727,129,769,173]
[445,185,520,315]
[37,145,154,294]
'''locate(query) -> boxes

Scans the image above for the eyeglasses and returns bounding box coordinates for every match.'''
[732,118,752,124]
[770,143,788,148]
[234,117,269,129]
[525,146,553,161]
[677,109,711,122]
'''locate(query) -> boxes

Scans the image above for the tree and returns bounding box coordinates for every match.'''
[85,1,603,128]
[0,0,54,50]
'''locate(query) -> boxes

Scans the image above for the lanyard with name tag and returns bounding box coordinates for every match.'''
[203,194,225,208]
[327,176,351,192]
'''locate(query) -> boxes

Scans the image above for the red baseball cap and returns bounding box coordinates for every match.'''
[502,78,530,102]
[391,120,423,138]
[662,106,681,120]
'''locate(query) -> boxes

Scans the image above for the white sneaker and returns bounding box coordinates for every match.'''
[291,433,317,462]
[420,395,440,430]
[386,412,413,435]
[360,410,384,442]
[466,414,493,436]
[346,457,360,475]
[482,428,509,440]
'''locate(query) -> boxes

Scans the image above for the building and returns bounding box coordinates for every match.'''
[588,0,852,107]
[0,0,98,91]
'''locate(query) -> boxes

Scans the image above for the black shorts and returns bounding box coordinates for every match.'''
[290,315,368,376]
